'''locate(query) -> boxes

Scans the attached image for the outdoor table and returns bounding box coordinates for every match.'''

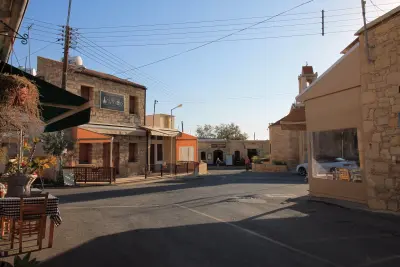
[0,193,61,248]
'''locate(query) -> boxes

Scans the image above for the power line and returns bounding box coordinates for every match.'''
[76,36,177,98]
[19,42,61,63]
[21,23,62,31]
[77,12,366,34]
[78,17,367,39]
[74,2,398,30]
[77,24,358,44]
[78,30,356,48]
[114,0,317,75]
[369,0,385,12]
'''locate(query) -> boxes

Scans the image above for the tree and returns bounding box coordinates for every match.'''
[41,131,71,184]
[215,123,248,140]
[195,124,216,139]
[195,123,248,140]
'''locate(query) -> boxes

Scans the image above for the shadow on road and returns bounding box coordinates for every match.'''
[57,172,305,205]
[41,197,400,267]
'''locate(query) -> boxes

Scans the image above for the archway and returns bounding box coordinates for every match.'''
[213,150,224,164]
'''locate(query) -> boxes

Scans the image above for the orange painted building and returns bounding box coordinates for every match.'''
[176,133,198,162]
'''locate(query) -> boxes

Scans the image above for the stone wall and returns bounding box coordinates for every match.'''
[359,15,400,211]
[37,57,146,126]
[252,163,288,172]
[269,125,299,169]
[37,57,147,177]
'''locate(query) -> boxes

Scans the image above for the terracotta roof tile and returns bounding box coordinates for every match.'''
[302,66,314,75]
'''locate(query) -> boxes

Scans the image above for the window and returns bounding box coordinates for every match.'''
[311,128,361,182]
[128,143,137,162]
[129,96,137,114]
[81,86,93,101]
[157,144,163,161]
[157,136,163,140]
[79,144,92,164]
[179,146,194,161]
[200,152,206,161]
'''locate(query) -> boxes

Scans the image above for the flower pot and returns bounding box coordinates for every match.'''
[6,174,37,197]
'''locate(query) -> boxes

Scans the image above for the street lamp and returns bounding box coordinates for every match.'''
[170,104,182,175]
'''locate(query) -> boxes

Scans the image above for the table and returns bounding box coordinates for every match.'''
[0,193,62,248]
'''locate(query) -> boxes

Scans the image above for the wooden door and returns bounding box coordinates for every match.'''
[103,143,110,167]
[113,142,120,174]
[150,144,155,165]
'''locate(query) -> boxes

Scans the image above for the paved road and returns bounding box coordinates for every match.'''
[20,170,400,266]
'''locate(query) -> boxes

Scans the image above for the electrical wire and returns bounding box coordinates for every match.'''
[78,30,355,48]
[19,42,61,63]
[369,0,385,12]
[76,36,177,97]
[114,0,318,75]
[74,1,399,30]
[77,24,358,43]
[77,13,365,34]
[78,18,367,39]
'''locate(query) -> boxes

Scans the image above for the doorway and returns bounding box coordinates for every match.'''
[213,150,224,164]
[234,150,240,164]
[112,142,120,175]
[103,143,110,167]
[247,149,258,162]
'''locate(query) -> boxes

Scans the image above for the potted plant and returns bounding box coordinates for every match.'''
[4,138,56,196]
[0,74,44,196]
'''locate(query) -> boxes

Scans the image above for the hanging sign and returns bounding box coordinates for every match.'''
[100,91,124,111]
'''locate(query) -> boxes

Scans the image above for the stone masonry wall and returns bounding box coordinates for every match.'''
[360,14,400,211]
[37,57,147,177]
[269,125,299,169]
[37,57,146,126]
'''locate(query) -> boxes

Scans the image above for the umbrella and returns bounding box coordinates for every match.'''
[0,61,91,132]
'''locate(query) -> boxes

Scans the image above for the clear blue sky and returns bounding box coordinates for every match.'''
[13,0,399,139]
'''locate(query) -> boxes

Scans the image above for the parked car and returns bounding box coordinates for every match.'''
[296,157,358,176]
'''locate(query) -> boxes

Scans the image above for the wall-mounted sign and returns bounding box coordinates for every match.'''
[100,91,124,111]
[211,144,226,148]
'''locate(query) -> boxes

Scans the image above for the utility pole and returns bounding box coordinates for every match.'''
[321,10,324,36]
[152,100,158,127]
[61,0,72,90]
[361,0,372,63]
[181,121,184,133]
[27,23,33,69]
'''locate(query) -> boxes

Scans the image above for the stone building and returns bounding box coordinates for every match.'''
[294,6,400,212]
[269,66,317,169]
[198,139,270,165]
[37,56,147,177]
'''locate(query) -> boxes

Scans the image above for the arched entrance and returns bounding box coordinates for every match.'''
[213,150,224,164]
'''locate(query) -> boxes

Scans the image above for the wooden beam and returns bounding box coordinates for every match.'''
[0,11,11,19]
[41,101,92,110]
[45,101,92,125]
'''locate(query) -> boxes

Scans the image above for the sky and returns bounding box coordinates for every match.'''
[12,0,400,139]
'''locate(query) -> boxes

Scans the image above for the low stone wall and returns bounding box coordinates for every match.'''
[198,162,208,175]
[252,163,288,172]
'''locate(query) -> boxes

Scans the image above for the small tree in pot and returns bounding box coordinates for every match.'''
[0,74,43,196]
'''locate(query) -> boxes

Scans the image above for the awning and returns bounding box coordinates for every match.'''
[73,127,112,143]
[0,61,92,132]
[82,123,146,136]
[280,106,306,131]
[141,126,180,137]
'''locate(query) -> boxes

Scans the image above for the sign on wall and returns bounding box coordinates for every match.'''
[211,144,226,148]
[100,91,124,111]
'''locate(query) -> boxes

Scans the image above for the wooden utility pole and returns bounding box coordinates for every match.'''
[181,121,184,132]
[152,100,158,127]
[61,0,72,89]
[321,10,324,36]
[361,0,372,63]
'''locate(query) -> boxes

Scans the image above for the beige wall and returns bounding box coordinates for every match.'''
[269,125,299,169]
[359,15,400,211]
[145,114,175,129]
[198,140,270,164]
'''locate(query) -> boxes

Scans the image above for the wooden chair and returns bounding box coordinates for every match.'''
[10,193,49,253]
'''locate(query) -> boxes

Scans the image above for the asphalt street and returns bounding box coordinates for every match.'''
[15,170,400,267]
